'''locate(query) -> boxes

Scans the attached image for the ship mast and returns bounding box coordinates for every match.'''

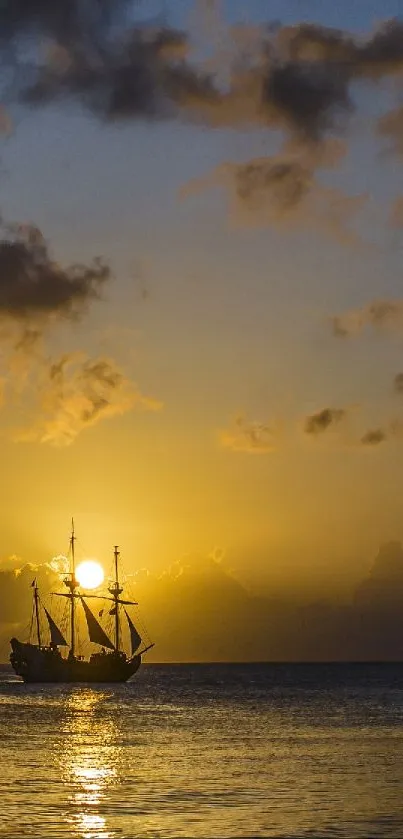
[33,580,41,647]
[64,518,79,657]
[109,546,123,652]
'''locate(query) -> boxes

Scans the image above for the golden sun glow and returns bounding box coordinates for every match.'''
[76,560,105,590]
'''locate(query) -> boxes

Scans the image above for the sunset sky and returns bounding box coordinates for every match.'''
[1,0,403,608]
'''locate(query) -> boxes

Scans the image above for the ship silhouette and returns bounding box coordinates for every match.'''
[10,520,154,683]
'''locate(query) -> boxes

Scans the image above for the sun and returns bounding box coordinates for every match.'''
[75,560,105,590]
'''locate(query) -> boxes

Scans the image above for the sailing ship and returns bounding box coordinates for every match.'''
[9,522,154,683]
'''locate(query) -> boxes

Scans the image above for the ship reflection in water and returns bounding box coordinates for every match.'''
[59,691,119,839]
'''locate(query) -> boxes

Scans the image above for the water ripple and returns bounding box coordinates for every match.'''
[0,663,402,837]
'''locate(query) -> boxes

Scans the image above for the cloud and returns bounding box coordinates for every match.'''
[190,29,352,140]
[48,554,69,576]
[348,413,403,448]
[183,149,367,243]
[224,406,403,451]
[0,104,12,134]
[331,299,403,338]
[389,196,403,229]
[220,415,278,454]
[228,156,312,213]
[303,402,403,448]
[0,10,402,141]
[0,0,130,74]
[0,554,24,572]
[304,407,347,436]
[278,19,403,79]
[361,420,403,447]
[4,538,403,662]
[15,352,162,445]
[394,373,403,395]
[12,20,217,124]
[0,220,110,327]
[0,0,121,39]
[1,12,394,254]
[176,19,403,142]
[2,9,403,252]
[262,59,351,142]
[0,218,161,446]
[378,106,403,157]
[102,32,215,122]
[360,427,387,446]
[356,19,403,77]
[139,17,403,147]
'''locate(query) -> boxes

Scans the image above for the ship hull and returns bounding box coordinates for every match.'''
[10,638,141,683]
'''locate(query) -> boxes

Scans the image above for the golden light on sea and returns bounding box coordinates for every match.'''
[59,690,119,839]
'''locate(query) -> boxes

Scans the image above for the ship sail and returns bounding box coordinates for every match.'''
[43,606,68,647]
[124,608,142,656]
[80,597,115,650]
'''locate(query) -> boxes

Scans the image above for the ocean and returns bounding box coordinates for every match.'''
[0,662,402,838]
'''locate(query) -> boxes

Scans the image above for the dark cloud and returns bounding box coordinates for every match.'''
[357,20,403,78]
[280,19,403,79]
[180,19,403,142]
[331,299,403,338]
[220,20,403,165]
[263,60,351,141]
[304,407,346,436]
[15,352,162,445]
[394,373,403,394]
[0,0,126,47]
[304,405,403,449]
[10,21,218,123]
[0,4,250,125]
[361,428,387,447]
[0,221,109,325]
[0,219,162,445]
[1,9,403,145]
[194,18,403,146]
[104,36,216,122]
[0,6,402,254]
[173,29,352,142]
[279,22,357,64]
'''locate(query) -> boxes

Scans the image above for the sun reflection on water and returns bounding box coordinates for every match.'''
[58,690,120,839]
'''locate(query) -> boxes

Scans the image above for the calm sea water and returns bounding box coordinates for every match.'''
[0,663,402,838]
